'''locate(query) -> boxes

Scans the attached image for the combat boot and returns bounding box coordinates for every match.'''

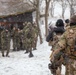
[29,51,34,57]
[6,55,10,57]
[2,51,5,57]
[17,48,20,51]
[2,54,5,57]
[33,48,37,50]
[24,49,29,54]
[6,51,10,57]
[13,48,16,51]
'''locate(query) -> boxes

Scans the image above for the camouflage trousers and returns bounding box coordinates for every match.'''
[1,42,10,56]
[65,58,76,75]
[32,37,38,50]
[13,38,20,50]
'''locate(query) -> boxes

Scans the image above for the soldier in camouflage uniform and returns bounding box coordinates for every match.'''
[32,22,38,50]
[0,24,2,49]
[46,19,65,75]
[23,22,34,57]
[12,27,20,51]
[50,15,76,75]
[0,23,4,50]
[22,22,28,51]
[1,29,10,57]
[19,29,24,50]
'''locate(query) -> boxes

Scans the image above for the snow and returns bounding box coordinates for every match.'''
[0,40,65,75]
[0,41,50,75]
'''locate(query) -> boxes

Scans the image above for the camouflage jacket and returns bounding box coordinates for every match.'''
[23,25,34,42]
[1,30,10,43]
[52,26,76,59]
[12,30,20,38]
[33,26,38,38]
[46,27,65,46]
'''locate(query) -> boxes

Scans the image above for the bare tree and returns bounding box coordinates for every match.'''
[45,0,51,37]
[50,0,55,17]
[67,0,76,17]
[60,0,67,19]
[28,0,43,44]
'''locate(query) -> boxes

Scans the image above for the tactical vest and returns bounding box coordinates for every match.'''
[65,29,76,58]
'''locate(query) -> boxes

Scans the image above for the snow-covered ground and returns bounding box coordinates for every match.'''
[0,41,65,75]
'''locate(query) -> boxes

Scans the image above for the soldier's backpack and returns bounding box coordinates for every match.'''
[65,29,76,57]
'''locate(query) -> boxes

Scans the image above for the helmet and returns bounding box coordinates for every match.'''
[65,19,69,23]
[56,19,64,27]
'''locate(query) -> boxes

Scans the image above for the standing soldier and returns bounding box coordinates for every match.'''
[1,29,10,57]
[23,22,34,57]
[50,15,76,75]
[0,23,4,50]
[32,22,38,50]
[19,29,24,50]
[22,22,28,51]
[46,19,65,75]
[12,27,20,51]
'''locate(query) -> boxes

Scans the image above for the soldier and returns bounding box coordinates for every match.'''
[0,23,4,50]
[1,29,10,57]
[46,19,65,46]
[23,22,34,57]
[32,22,38,50]
[48,24,55,46]
[50,15,76,75]
[22,22,28,51]
[46,19,65,75]
[65,19,70,30]
[12,27,20,51]
[19,29,24,50]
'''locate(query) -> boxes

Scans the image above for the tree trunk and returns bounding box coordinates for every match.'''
[62,5,65,19]
[70,5,74,17]
[50,1,54,17]
[36,0,43,44]
[45,1,50,37]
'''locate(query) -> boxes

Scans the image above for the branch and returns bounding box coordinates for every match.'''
[67,0,71,5]
[28,0,37,7]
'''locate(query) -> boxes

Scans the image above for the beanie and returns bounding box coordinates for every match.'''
[56,19,64,27]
